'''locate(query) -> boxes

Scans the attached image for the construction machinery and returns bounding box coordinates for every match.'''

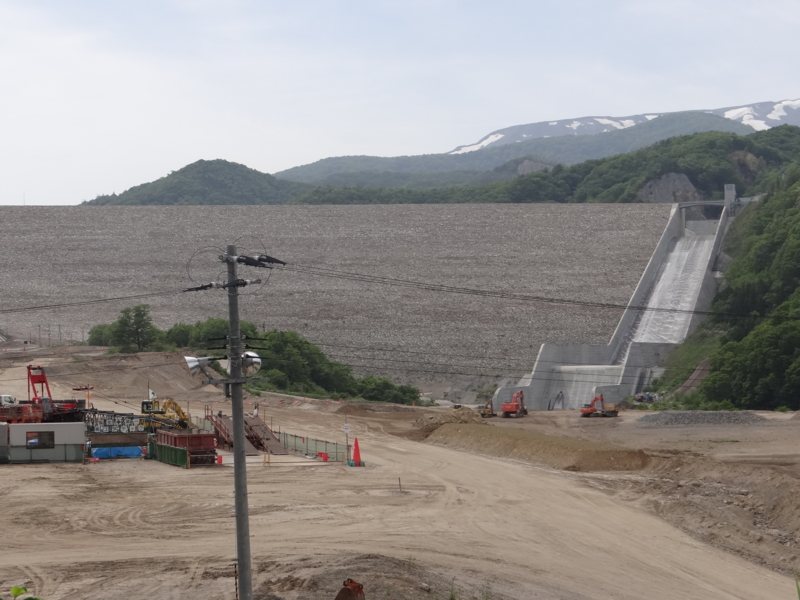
[580,394,619,418]
[141,398,194,428]
[501,390,528,418]
[0,398,42,423]
[478,400,496,418]
[141,399,191,430]
[161,398,194,427]
[334,579,365,600]
[16,365,80,422]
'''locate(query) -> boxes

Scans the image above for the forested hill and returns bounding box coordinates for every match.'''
[290,126,800,205]
[275,112,753,184]
[83,159,313,206]
[83,126,800,208]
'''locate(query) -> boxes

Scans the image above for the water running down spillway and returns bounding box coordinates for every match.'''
[633,233,716,344]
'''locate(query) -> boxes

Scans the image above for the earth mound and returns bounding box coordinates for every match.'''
[413,407,485,437]
[427,423,650,472]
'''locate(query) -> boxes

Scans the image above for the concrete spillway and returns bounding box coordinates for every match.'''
[633,233,716,344]
[494,201,730,411]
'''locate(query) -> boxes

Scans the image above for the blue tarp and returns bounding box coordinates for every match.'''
[92,446,143,459]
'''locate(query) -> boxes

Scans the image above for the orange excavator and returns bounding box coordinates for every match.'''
[580,394,619,418]
[501,390,528,418]
[334,579,364,600]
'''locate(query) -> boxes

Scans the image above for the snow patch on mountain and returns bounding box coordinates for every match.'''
[450,133,504,155]
[713,99,800,131]
[594,118,637,130]
[450,98,799,154]
[767,99,800,120]
[724,107,769,131]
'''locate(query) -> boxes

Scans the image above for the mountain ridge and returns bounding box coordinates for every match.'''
[448,97,800,154]
[275,112,753,184]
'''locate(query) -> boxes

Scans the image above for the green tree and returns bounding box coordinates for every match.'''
[165,323,192,347]
[113,305,157,352]
[87,323,116,346]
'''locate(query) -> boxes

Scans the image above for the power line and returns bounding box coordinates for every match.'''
[280,262,742,319]
[0,259,769,323]
[0,289,185,316]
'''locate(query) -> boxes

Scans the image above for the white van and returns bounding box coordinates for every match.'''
[0,395,16,407]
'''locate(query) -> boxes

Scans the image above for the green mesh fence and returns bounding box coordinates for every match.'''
[278,432,349,461]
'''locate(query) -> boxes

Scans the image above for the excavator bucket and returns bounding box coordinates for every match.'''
[333,578,364,600]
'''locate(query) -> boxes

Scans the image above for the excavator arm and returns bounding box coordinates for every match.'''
[160,398,195,428]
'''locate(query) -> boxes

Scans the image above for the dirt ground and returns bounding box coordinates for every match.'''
[0,348,798,599]
[487,409,800,576]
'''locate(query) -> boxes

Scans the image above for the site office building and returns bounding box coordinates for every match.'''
[0,422,85,464]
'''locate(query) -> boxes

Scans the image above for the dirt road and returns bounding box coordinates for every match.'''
[0,398,793,600]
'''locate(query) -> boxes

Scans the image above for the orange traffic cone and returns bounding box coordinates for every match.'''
[352,437,362,466]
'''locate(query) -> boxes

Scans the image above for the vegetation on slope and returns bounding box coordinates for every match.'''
[88,307,420,404]
[83,159,312,206]
[276,112,754,183]
[650,159,800,411]
[290,126,800,205]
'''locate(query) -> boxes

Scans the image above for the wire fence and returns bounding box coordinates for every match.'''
[278,431,349,461]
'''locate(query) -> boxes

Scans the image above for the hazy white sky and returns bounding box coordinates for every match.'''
[2,0,799,205]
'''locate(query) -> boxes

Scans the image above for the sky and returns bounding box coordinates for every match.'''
[1,0,799,205]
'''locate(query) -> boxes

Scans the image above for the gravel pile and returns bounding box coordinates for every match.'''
[638,411,768,427]
[790,411,800,420]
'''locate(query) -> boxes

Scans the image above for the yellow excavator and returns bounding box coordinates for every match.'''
[478,400,496,418]
[141,398,195,428]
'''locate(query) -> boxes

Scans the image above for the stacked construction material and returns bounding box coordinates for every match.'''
[152,429,217,468]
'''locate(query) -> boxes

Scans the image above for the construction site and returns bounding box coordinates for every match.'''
[0,199,799,599]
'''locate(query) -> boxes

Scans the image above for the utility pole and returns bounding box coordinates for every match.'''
[225,244,253,600]
[185,243,284,600]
